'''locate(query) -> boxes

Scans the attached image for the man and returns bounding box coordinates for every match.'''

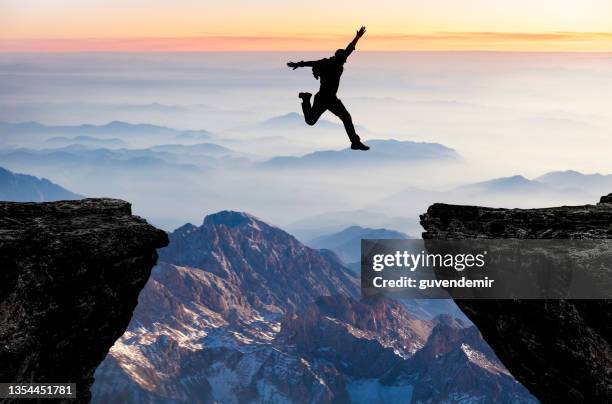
[287,26,370,150]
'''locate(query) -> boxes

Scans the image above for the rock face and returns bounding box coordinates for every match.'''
[159,211,360,314]
[393,316,534,403]
[420,194,612,403]
[0,198,168,403]
[278,295,433,376]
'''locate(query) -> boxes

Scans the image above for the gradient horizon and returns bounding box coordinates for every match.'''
[2,0,611,52]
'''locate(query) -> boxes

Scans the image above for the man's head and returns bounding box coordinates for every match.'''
[334,49,347,60]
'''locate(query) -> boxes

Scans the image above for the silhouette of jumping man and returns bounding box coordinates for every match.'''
[287,26,370,150]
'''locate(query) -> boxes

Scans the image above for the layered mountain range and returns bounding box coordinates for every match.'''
[92,211,534,403]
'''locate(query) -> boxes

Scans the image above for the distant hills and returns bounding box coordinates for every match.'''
[308,225,410,264]
[45,136,127,148]
[455,171,612,198]
[0,166,81,202]
[230,112,373,155]
[0,120,214,146]
[147,142,234,157]
[0,120,212,137]
[290,170,612,240]
[288,209,418,241]
[456,175,548,194]
[536,170,612,193]
[257,112,345,131]
[1,119,462,172]
[371,171,610,228]
[260,139,460,169]
[0,141,247,176]
[0,148,204,175]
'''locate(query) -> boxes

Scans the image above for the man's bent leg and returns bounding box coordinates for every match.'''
[303,92,327,126]
[300,93,313,124]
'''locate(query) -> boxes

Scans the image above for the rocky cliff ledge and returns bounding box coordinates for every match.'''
[420,195,612,403]
[0,198,168,403]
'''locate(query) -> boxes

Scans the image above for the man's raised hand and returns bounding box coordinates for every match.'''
[356,26,366,38]
[287,61,299,70]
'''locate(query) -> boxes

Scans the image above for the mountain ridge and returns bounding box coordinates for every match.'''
[308,225,410,265]
[0,166,82,202]
[260,139,460,169]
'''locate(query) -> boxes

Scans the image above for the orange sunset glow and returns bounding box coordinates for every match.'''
[1,0,611,52]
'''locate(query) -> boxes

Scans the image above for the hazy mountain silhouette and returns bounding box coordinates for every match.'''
[0,149,203,174]
[366,171,601,234]
[0,121,214,143]
[258,112,345,130]
[45,136,127,148]
[260,139,460,169]
[147,142,234,157]
[0,141,246,175]
[536,170,612,193]
[308,225,410,264]
[288,210,418,242]
[454,171,612,198]
[455,175,551,194]
[0,166,82,201]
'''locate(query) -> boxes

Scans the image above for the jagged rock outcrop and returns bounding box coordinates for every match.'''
[93,211,360,403]
[0,198,168,403]
[394,317,535,403]
[420,194,612,403]
[159,211,360,314]
[289,295,432,355]
[278,295,433,377]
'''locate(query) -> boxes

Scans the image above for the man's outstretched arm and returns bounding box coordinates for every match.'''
[287,60,319,69]
[344,26,366,58]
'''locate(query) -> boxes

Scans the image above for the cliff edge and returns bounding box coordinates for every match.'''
[0,198,168,403]
[420,194,612,403]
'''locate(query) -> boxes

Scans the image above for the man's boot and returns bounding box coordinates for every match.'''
[350,135,370,151]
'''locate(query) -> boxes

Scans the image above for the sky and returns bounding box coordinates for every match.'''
[1,0,612,52]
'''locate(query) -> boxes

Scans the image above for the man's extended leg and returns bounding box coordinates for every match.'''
[300,92,326,126]
[328,97,369,150]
